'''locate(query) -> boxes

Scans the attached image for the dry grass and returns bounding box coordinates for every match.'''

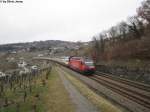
[43,68,75,112]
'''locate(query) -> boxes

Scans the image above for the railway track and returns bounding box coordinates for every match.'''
[89,72,150,109]
[35,57,150,111]
[50,59,150,109]
[96,71,150,92]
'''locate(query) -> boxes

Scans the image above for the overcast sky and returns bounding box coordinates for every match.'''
[0,0,143,44]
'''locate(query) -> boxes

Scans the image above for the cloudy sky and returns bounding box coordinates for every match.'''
[0,0,143,44]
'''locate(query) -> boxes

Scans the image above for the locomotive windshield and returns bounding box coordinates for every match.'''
[85,61,94,66]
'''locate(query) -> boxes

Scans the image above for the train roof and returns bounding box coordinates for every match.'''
[69,56,83,60]
[69,57,94,62]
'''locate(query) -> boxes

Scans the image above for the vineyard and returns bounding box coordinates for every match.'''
[0,65,52,112]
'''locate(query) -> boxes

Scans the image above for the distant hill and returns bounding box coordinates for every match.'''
[0,40,90,55]
[0,40,78,52]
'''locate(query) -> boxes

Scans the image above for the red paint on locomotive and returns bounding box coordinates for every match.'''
[68,56,95,74]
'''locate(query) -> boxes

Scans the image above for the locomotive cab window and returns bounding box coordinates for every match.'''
[85,62,94,66]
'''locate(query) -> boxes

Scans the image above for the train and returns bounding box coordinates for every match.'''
[68,56,95,75]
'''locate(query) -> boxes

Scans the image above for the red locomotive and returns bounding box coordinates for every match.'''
[68,56,95,74]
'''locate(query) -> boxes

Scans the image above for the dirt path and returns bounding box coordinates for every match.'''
[57,67,100,112]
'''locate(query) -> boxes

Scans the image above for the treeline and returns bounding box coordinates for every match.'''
[92,0,150,62]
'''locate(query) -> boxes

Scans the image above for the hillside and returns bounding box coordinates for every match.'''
[0,40,76,52]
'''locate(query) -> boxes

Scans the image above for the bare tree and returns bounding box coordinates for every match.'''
[118,21,129,40]
[92,36,100,62]
[109,26,118,38]
[138,0,150,23]
[127,16,144,39]
[99,34,105,53]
